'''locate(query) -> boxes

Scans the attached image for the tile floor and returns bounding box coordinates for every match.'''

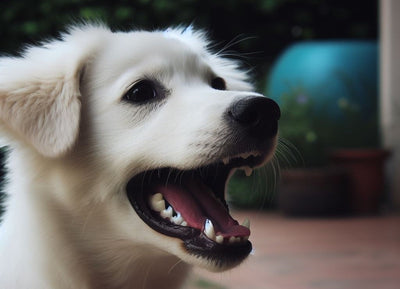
[185,211,400,289]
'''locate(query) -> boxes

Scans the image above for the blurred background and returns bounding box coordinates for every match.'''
[0,0,399,289]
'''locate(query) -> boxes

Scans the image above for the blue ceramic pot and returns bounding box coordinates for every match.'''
[267,41,378,119]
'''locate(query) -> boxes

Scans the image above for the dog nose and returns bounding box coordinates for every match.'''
[228,96,280,139]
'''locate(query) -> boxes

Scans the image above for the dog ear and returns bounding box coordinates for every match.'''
[0,26,103,158]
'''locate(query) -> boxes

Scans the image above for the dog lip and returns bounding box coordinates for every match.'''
[126,166,236,241]
[183,234,252,267]
[125,158,257,236]
[217,139,276,169]
[125,148,270,238]
[125,142,276,266]
[126,163,254,267]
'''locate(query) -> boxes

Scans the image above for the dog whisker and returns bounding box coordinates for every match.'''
[167,259,184,275]
[276,138,304,168]
[216,35,257,57]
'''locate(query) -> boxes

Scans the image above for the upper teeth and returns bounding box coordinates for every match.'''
[222,151,261,166]
[244,166,253,177]
[240,152,253,159]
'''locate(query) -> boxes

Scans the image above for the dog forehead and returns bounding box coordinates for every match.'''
[106,30,206,62]
[91,30,212,84]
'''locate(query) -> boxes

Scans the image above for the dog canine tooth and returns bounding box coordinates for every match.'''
[215,234,224,244]
[244,166,253,177]
[204,219,216,240]
[241,218,250,229]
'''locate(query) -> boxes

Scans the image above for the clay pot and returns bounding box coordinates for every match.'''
[330,149,390,215]
[278,167,349,216]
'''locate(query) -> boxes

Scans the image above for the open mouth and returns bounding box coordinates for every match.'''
[126,150,270,267]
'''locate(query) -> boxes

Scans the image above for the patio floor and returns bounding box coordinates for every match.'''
[184,211,400,289]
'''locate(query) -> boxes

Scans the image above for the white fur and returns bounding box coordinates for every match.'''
[0,24,264,289]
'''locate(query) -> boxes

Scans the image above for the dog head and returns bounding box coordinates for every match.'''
[0,24,279,272]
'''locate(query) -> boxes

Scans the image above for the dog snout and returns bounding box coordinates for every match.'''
[228,96,280,139]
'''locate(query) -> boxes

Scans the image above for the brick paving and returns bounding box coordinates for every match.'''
[185,211,400,289]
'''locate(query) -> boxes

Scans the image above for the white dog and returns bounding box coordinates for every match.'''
[0,24,280,289]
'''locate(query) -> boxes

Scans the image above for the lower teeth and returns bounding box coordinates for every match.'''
[149,194,249,244]
[150,194,188,226]
[203,219,248,245]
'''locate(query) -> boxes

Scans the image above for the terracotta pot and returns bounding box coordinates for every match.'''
[329,149,390,215]
[278,167,349,216]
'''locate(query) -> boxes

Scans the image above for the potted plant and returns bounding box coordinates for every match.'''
[275,89,351,216]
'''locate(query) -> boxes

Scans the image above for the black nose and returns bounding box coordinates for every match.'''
[228,96,280,139]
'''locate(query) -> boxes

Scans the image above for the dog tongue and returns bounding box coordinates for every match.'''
[155,178,250,238]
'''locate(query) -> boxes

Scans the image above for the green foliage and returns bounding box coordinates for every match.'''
[278,85,379,167]
[0,0,377,80]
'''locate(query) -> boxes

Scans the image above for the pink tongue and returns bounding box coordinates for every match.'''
[155,179,250,238]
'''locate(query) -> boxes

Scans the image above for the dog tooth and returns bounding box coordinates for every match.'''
[172,212,183,225]
[241,152,251,159]
[150,194,166,212]
[152,193,163,202]
[244,167,253,177]
[241,218,250,229]
[215,235,224,244]
[154,200,166,212]
[161,206,173,219]
[166,206,173,216]
[228,236,236,244]
[222,157,230,165]
[243,236,249,241]
[235,237,241,243]
[181,221,187,227]
[204,219,216,240]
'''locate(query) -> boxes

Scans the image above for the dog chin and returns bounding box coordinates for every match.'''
[180,250,247,272]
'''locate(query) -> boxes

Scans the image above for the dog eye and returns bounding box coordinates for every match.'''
[123,80,158,103]
[211,77,226,90]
